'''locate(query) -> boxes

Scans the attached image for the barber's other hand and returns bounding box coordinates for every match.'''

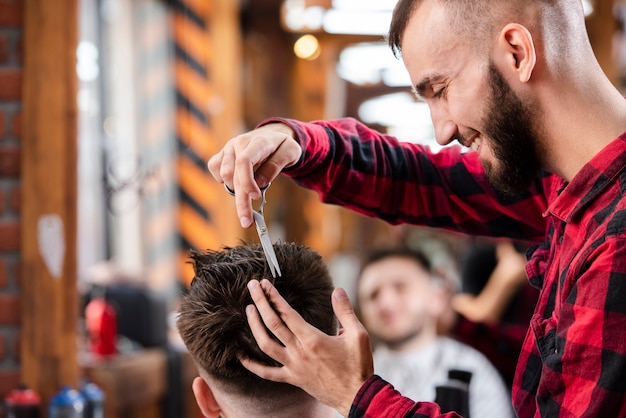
[207,123,302,228]
[241,279,374,417]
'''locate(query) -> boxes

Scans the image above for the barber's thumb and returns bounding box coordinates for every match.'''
[332,288,357,323]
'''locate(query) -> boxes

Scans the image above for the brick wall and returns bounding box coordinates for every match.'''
[0,0,23,399]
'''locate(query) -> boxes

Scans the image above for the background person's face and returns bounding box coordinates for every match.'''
[357,257,439,349]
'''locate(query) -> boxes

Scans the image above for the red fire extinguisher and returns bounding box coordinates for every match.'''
[85,297,117,357]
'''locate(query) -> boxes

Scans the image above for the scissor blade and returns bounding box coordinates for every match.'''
[253,212,282,277]
[260,236,278,278]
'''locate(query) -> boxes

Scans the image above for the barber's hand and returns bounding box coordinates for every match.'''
[241,279,374,417]
[207,123,302,228]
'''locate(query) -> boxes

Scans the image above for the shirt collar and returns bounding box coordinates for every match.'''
[547,133,626,223]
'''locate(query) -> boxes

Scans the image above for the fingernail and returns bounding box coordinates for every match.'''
[240,217,251,228]
[334,288,348,301]
[246,305,254,315]
[247,280,259,291]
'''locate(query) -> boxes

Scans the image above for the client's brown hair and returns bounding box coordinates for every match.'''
[176,242,336,398]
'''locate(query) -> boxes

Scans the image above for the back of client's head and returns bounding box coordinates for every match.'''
[176,242,337,417]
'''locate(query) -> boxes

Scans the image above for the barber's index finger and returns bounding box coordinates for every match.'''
[247,280,295,346]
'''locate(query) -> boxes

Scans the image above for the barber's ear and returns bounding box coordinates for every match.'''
[192,376,222,418]
[498,23,537,83]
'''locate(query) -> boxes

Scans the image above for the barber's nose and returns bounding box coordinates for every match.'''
[430,104,457,146]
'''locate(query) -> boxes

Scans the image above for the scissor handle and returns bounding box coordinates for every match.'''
[224,183,270,213]
[223,183,236,196]
[223,183,269,195]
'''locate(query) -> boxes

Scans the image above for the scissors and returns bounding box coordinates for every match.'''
[224,183,282,278]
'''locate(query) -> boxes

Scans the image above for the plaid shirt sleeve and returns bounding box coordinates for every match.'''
[263,117,549,241]
[349,375,462,418]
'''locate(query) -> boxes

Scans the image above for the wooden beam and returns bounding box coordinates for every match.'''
[21,0,79,402]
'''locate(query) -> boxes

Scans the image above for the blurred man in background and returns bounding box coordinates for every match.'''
[356,248,513,417]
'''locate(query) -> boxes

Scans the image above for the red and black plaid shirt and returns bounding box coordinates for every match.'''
[265,117,626,417]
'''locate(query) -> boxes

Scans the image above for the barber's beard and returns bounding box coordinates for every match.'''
[481,63,542,195]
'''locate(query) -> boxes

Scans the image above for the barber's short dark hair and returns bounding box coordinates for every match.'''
[388,0,423,57]
[176,242,336,398]
[388,0,518,58]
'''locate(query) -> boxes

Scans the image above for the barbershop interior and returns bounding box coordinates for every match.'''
[0,0,624,417]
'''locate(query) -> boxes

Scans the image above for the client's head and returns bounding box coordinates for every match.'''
[176,242,337,418]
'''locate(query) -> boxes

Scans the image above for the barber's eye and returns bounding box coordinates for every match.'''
[433,88,446,98]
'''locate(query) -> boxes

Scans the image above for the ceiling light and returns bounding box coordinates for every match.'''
[294,34,321,60]
[331,0,398,11]
[323,9,392,35]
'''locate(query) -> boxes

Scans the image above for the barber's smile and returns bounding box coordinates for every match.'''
[469,136,482,152]
[457,132,482,153]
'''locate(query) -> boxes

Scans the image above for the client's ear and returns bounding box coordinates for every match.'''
[192,376,222,418]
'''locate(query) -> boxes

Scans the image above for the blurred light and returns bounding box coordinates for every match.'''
[76,41,99,82]
[382,66,412,87]
[359,93,444,149]
[323,9,392,35]
[332,0,398,11]
[294,34,321,60]
[284,5,325,31]
[337,43,410,86]
[284,8,303,29]
[359,92,429,129]
[304,6,325,30]
[582,0,593,16]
